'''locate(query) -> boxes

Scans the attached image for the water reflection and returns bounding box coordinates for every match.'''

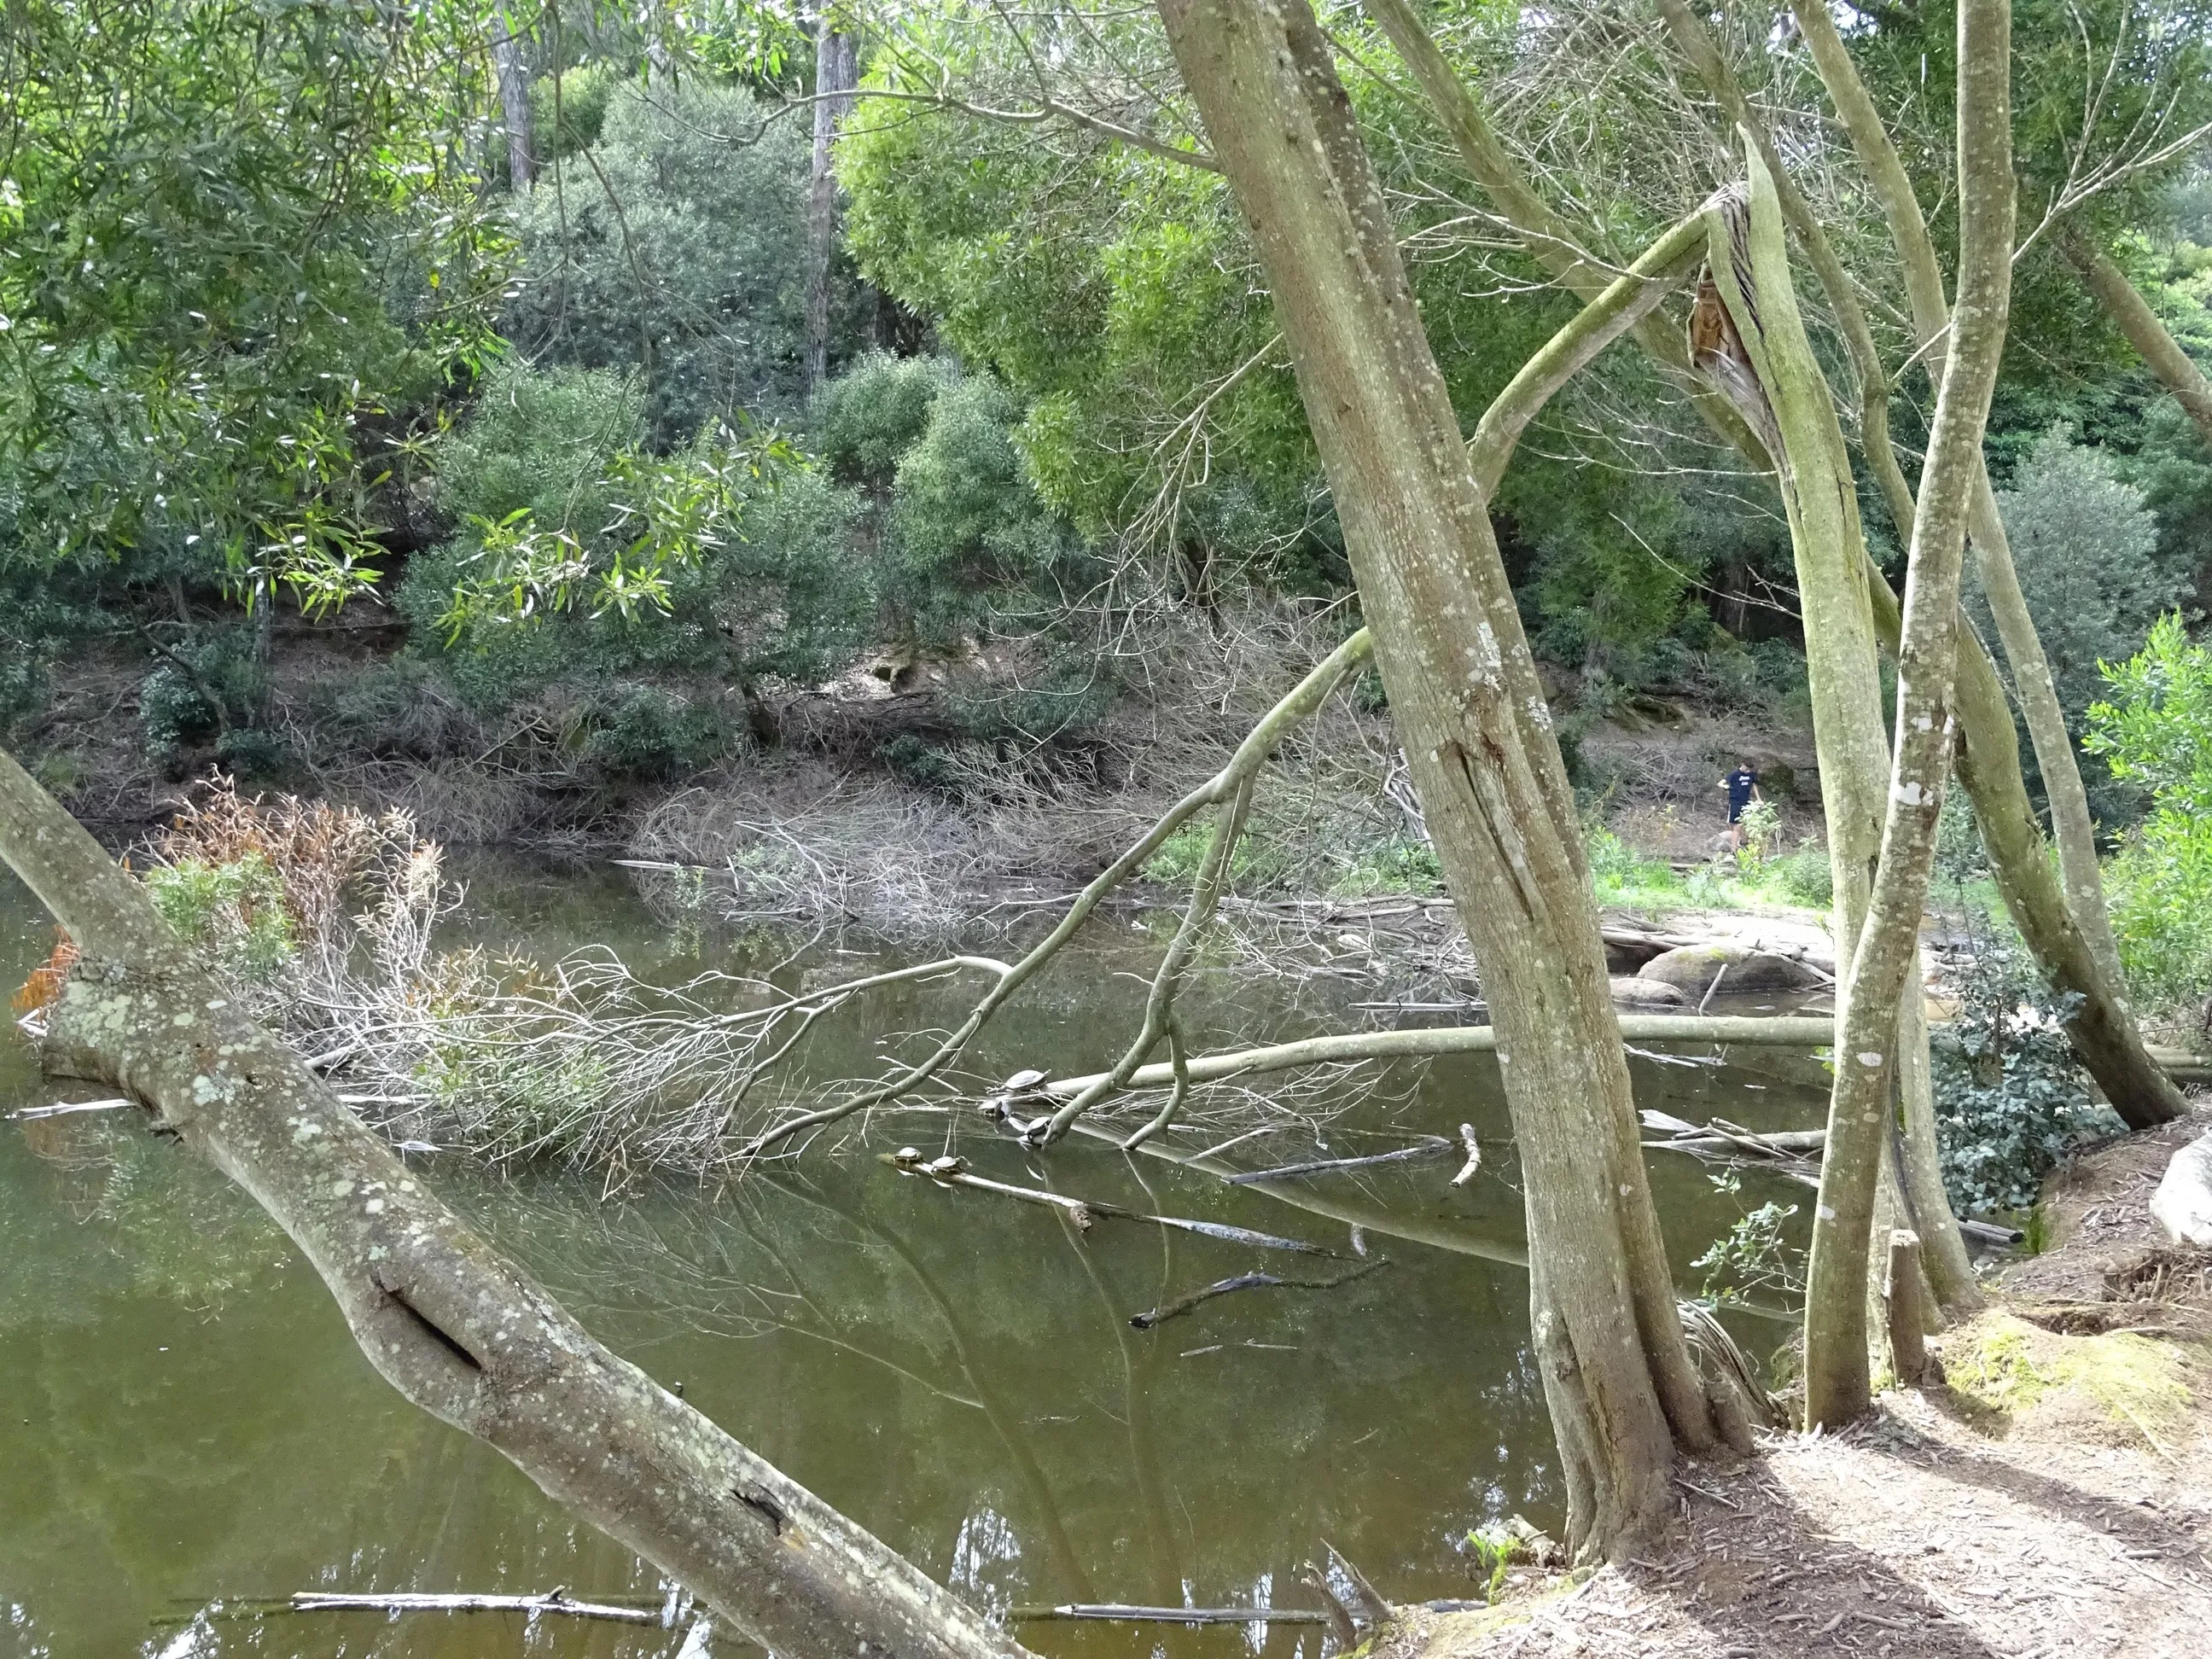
[0,861,1823,1657]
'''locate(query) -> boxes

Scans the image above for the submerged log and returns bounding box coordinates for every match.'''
[1128,1255,1389,1329]
[286,1591,661,1624]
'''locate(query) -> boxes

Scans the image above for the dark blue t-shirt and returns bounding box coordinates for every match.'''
[1725,768,1757,821]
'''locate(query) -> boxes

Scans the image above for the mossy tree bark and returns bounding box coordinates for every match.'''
[2064,232,2212,448]
[1155,0,1742,1562]
[1802,0,2015,1426]
[0,748,1036,1659]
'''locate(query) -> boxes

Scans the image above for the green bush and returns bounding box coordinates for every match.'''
[527,62,614,164]
[2086,613,2212,1012]
[144,853,294,984]
[1932,944,2119,1215]
[813,353,958,490]
[582,687,734,781]
[503,79,859,440]
[1772,842,1834,909]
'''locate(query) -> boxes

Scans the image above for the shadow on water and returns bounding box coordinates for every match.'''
[0,858,1828,1657]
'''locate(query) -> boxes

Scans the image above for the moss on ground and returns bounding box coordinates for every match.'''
[1937,1311,2203,1451]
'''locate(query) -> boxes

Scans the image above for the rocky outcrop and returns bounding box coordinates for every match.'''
[1636,942,1823,998]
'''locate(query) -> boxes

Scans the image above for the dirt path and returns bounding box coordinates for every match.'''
[1384,1109,2212,1659]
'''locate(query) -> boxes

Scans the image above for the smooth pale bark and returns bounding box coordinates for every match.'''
[805,19,859,400]
[1155,0,1735,1561]
[1654,0,1917,539]
[1803,0,2013,1427]
[0,750,1036,1659]
[491,4,534,191]
[2065,233,2212,447]
[1359,0,1773,471]
[1697,154,1889,964]
[1469,212,1706,495]
[1377,0,2163,1126]
[1654,5,1974,1317]
[1786,0,2122,990]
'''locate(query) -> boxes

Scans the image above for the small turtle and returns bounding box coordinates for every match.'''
[922,1155,967,1177]
[1001,1068,1049,1095]
[892,1145,925,1167]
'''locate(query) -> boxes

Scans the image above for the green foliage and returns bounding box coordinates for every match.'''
[504,79,858,443]
[399,359,847,708]
[1584,823,1689,908]
[2087,613,2212,1010]
[1691,1172,1803,1309]
[1772,841,1835,910]
[582,687,735,782]
[527,62,615,164]
[1463,1523,1516,1605]
[1982,427,2191,728]
[143,854,294,985]
[1932,944,2117,1215]
[814,353,959,489]
[0,0,509,606]
[1328,838,1443,898]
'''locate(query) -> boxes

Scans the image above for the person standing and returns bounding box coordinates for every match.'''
[1720,758,1761,850]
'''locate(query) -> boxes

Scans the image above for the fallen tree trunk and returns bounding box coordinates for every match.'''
[1027,1016,1839,1102]
[0,748,1035,1659]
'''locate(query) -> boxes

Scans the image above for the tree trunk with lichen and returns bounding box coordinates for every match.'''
[1802,0,2014,1426]
[492,3,534,192]
[0,748,1036,1659]
[1155,0,1743,1562]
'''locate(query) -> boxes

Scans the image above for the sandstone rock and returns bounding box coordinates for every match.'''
[2151,1130,2212,1249]
[1610,975,1687,1008]
[1635,943,1820,997]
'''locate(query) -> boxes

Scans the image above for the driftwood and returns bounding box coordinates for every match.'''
[881,1152,1345,1255]
[6,1097,130,1121]
[1012,1604,1330,1625]
[1222,1137,1452,1184]
[1128,1255,1390,1328]
[284,1590,661,1624]
[1452,1121,1483,1186]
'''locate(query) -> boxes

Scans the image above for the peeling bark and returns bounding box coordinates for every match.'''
[0,748,1033,1659]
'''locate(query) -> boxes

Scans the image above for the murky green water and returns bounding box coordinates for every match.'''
[0,858,1826,1658]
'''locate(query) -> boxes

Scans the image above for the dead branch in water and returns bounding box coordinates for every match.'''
[1128,1254,1390,1328]
[879,1150,1348,1254]
[1222,1138,1453,1184]
[283,1590,662,1625]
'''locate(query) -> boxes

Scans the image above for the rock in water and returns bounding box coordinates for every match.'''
[1610,975,1687,1008]
[1636,942,1819,996]
[2151,1130,2212,1249]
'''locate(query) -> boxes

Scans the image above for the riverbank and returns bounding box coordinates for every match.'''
[1386,1105,2212,1658]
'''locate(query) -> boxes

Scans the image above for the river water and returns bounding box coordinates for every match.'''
[0,857,1826,1659]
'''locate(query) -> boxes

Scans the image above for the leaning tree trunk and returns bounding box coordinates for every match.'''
[1787,0,2122,992]
[492,3,534,192]
[2065,232,2212,449]
[1802,0,2014,1426]
[1654,3,1975,1318]
[0,750,1035,1659]
[1155,0,1740,1562]
[1366,0,2170,1121]
[804,15,859,400]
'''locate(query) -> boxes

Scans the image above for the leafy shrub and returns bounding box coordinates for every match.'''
[1692,1172,1803,1308]
[1982,426,2191,730]
[582,687,734,781]
[2086,613,2212,1013]
[503,79,858,440]
[1772,841,1834,909]
[144,853,295,984]
[527,61,614,164]
[137,633,266,759]
[140,664,223,753]
[814,353,957,489]
[1932,944,2120,1215]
